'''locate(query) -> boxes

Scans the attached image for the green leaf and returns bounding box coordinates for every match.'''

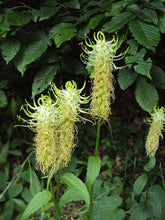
[102,12,134,33]
[148,1,165,12]
[0,80,8,89]
[13,198,26,212]
[88,14,104,29]
[139,8,158,25]
[29,169,41,196]
[21,187,32,203]
[64,0,80,9]
[32,65,57,97]
[39,6,59,21]
[118,68,137,90]
[0,90,7,108]
[158,16,165,33]
[86,156,101,189]
[23,39,48,67]
[92,196,125,220]
[0,141,9,165]
[6,11,31,26]
[1,38,20,64]
[133,174,148,195]
[59,188,83,210]
[0,200,14,220]
[93,179,110,200]
[61,172,90,214]
[127,39,139,55]
[8,150,22,156]
[8,183,23,199]
[129,20,160,50]
[150,65,165,89]
[144,157,156,172]
[54,27,77,48]
[129,203,153,220]
[147,192,162,219]
[21,190,52,220]
[135,77,158,112]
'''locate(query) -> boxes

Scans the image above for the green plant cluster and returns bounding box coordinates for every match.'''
[0,0,165,220]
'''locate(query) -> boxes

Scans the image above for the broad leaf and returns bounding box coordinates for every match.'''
[129,20,160,50]
[159,16,165,33]
[135,77,158,112]
[93,179,110,199]
[86,156,101,189]
[0,141,9,165]
[29,169,41,196]
[88,14,104,29]
[0,90,7,108]
[59,188,83,210]
[39,6,59,21]
[54,27,77,48]
[144,157,156,172]
[102,12,134,33]
[8,183,23,199]
[21,190,52,220]
[0,200,14,220]
[61,172,90,214]
[1,38,20,64]
[0,80,8,89]
[92,196,125,220]
[148,1,165,12]
[150,65,165,89]
[6,11,31,26]
[118,68,137,90]
[127,39,139,55]
[32,65,57,97]
[129,203,153,220]
[133,174,148,195]
[64,0,80,9]
[139,8,158,25]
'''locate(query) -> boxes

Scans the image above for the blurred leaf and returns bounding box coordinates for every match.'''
[0,90,7,108]
[144,157,156,172]
[13,198,26,212]
[64,0,80,9]
[61,172,90,214]
[8,150,22,156]
[6,11,31,26]
[0,80,8,89]
[93,179,110,199]
[92,196,125,220]
[0,141,9,165]
[32,65,57,97]
[21,190,52,220]
[8,183,23,199]
[29,169,41,196]
[0,200,14,220]
[150,65,165,89]
[21,187,32,203]
[135,77,158,112]
[88,14,104,29]
[129,20,160,50]
[1,38,20,64]
[158,16,165,33]
[133,174,148,195]
[39,6,59,21]
[118,68,137,90]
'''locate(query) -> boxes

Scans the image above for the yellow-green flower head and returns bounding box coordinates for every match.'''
[145,106,165,157]
[51,80,90,122]
[80,31,124,121]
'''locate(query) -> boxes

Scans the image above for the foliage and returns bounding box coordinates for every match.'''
[0,0,165,220]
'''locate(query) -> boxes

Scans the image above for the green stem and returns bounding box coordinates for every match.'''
[89,185,94,220]
[106,119,113,139]
[56,169,61,202]
[95,117,101,156]
[50,178,61,220]
[159,163,165,190]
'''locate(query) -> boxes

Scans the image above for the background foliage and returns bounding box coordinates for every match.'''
[0,0,165,219]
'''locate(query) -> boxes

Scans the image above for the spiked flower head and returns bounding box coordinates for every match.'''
[145,107,165,157]
[18,81,89,175]
[81,31,123,121]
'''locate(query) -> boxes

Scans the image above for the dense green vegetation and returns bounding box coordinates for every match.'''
[0,0,165,219]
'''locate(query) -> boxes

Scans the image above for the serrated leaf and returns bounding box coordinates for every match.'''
[159,16,165,33]
[148,1,165,12]
[86,156,101,189]
[1,38,20,64]
[88,14,104,29]
[6,11,30,26]
[102,12,134,33]
[61,172,90,214]
[54,27,77,48]
[32,65,57,97]
[21,190,52,220]
[139,8,158,25]
[39,6,59,21]
[127,39,139,55]
[118,68,137,90]
[129,20,160,50]
[133,174,148,195]
[0,90,7,108]
[135,77,158,111]
[59,188,83,210]
[150,65,165,89]
[144,157,156,172]
[92,196,125,220]
[23,38,48,67]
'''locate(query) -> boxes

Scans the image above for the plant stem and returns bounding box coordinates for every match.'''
[89,185,94,220]
[95,117,101,156]
[159,163,165,190]
[50,178,61,220]
[56,169,61,202]
[106,119,113,139]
